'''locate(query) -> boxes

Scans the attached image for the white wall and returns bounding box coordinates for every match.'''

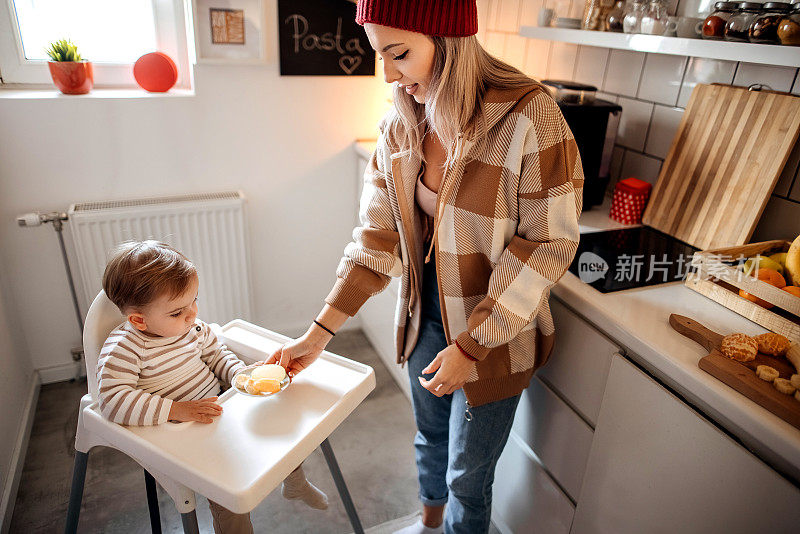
[0,238,35,527]
[0,0,388,378]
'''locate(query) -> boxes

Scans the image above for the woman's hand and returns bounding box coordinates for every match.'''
[418,344,475,397]
[264,326,332,377]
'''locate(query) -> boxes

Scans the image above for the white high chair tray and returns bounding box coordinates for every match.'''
[81,319,375,514]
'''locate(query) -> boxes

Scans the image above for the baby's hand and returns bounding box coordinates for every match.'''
[168,397,222,424]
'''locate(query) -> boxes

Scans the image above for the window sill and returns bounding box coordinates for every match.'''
[0,86,195,100]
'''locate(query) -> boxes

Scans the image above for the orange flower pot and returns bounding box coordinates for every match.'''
[47,61,93,94]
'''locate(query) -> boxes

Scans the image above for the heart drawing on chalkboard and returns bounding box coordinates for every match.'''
[339,55,362,75]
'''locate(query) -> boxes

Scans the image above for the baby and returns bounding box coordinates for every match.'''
[97,240,327,533]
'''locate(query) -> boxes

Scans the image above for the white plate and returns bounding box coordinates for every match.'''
[231,364,290,398]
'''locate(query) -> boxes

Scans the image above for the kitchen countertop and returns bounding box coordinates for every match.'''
[561,201,800,483]
[355,140,800,483]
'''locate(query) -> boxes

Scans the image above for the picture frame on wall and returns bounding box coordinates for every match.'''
[192,0,266,64]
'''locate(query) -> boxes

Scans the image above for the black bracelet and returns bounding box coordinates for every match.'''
[313,319,335,336]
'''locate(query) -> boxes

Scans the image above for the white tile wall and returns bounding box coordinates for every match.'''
[677,58,736,108]
[645,105,684,160]
[548,42,580,80]
[620,151,663,186]
[519,0,545,26]
[485,31,507,57]
[733,63,797,93]
[617,97,654,152]
[478,0,800,239]
[573,46,610,89]
[524,39,551,78]
[775,143,800,198]
[751,196,800,242]
[504,34,528,70]
[603,50,646,98]
[610,146,625,184]
[496,0,523,32]
[637,54,688,106]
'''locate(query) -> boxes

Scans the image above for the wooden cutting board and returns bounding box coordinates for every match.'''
[669,314,800,430]
[643,84,800,251]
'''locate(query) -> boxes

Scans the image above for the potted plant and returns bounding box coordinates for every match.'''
[45,39,93,95]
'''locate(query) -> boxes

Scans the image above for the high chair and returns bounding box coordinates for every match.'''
[65,291,374,534]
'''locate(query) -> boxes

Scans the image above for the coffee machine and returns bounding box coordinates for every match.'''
[542,80,622,210]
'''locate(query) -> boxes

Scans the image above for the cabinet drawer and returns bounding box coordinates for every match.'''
[512,377,594,501]
[492,432,575,534]
[572,354,800,534]
[536,298,617,426]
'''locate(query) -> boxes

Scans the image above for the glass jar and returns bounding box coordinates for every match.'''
[725,2,763,41]
[606,0,628,31]
[777,1,800,45]
[750,2,792,43]
[623,0,647,32]
[640,0,670,34]
[583,0,616,30]
[702,1,739,39]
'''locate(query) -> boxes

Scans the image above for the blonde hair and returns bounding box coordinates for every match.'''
[103,240,196,312]
[384,35,541,168]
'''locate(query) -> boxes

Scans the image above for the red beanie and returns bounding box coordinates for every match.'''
[356,0,478,37]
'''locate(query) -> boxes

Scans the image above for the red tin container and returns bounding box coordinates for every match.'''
[609,177,652,225]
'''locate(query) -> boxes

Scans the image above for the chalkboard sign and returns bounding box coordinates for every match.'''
[278,0,375,76]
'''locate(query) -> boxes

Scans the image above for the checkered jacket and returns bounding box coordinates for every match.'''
[327,84,583,406]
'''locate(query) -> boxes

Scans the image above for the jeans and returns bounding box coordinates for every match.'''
[407,256,521,534]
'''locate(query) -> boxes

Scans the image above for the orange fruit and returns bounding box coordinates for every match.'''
[739,289,773,309]
[754,268,786,288]
[783,286,800,298]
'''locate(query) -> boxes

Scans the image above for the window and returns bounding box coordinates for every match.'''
[0,0,192,88]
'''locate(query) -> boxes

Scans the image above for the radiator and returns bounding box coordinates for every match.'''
[68,191,252,325]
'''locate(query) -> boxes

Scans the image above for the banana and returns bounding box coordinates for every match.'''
[786,235,800,286]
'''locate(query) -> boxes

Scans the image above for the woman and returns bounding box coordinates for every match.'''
[267,1,583,532]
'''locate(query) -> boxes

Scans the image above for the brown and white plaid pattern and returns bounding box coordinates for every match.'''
[97,320,247,425]
[327,85,583,406]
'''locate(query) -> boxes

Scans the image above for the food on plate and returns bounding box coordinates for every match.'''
[791,374,800,390]
[720,333,758,362]
[786,235,800,286]
[251,363,287,382]
[742,256,784,277]
[756,365,779,382]
[773,378,796,395]
[753,332,791,356]
[251,378,281,394]
[234,373,250,390]
[244,378,259,395]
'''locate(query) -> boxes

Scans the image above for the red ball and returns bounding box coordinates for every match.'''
[133,52,178,92]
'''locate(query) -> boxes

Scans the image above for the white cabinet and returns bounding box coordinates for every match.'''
[572,354,800,534]
[537,298,617,427]
[492,432,576,534]
[513,377,594,501]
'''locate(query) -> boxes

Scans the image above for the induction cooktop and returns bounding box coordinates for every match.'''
[568,226,700,293]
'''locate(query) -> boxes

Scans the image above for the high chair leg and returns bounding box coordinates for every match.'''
[64,450,89,534]
[320,438,364,534]
[180,510,200,534]
[144,470,162,534]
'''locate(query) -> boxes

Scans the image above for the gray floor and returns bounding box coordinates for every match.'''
[10,330,424,534]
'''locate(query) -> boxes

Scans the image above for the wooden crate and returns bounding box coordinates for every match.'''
[685,240,800,342]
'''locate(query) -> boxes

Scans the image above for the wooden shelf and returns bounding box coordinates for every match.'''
[520,26,800,68]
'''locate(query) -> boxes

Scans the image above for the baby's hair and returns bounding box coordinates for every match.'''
[103,240,197,312]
